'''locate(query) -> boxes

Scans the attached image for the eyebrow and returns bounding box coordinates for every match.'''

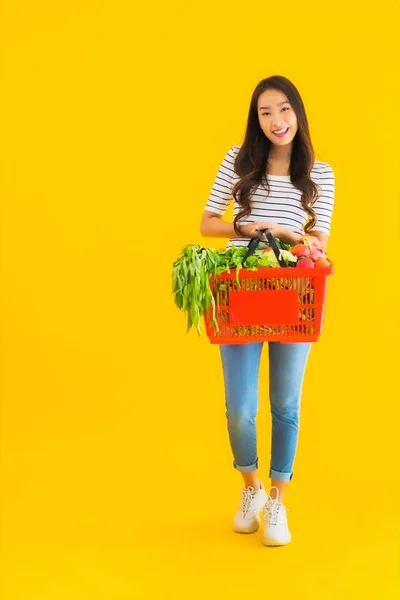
[258,101,290,111]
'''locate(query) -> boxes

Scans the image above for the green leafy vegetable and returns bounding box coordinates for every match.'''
[172,239,296,335]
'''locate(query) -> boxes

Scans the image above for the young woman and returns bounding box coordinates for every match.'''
[199,75,335,546]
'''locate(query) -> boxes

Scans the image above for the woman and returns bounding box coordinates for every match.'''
[199,75,335,546]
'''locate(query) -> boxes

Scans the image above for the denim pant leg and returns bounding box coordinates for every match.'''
[219,342,264,473]
[268,342,312,483]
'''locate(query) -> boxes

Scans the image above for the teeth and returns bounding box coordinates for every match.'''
[273,128,288,134]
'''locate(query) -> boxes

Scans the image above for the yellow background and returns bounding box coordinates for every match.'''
[1,1,399,598]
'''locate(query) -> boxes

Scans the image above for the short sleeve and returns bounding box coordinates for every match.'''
[204,146,239,215]
[313,163,335,235]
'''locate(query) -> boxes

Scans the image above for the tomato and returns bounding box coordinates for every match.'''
[263,247,273,253]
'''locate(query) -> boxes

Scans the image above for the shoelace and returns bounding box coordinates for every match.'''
[240,486,258,516]
[264,488,289,526]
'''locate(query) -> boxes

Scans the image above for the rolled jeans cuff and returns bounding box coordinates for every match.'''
[233,459,258,473]
[269,468,293,482]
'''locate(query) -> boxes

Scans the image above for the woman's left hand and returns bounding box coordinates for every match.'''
[254,222,282,239]
[301,235,324,250]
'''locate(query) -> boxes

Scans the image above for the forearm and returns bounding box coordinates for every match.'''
[278,226,328,251]
[200,216,241,239]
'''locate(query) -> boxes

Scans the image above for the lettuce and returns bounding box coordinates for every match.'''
[257,249,297,267]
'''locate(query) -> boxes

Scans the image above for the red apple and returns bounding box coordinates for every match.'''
[296,258,315,268]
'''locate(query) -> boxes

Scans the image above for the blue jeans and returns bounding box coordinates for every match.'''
[219,341,312,483]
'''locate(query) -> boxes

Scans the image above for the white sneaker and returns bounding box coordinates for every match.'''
[262,486,291,546]
[232,482,268,534]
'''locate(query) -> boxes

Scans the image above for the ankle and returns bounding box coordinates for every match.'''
[244,480,262,491]
[242,472,262,491]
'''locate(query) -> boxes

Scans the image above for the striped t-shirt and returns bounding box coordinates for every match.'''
[204,145,335,248]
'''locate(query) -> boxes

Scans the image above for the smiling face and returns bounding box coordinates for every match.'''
[257,88,298,146]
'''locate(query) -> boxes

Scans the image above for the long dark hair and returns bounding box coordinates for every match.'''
[233,75,320,236]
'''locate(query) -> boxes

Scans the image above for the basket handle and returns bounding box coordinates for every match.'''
[244,228,287,267]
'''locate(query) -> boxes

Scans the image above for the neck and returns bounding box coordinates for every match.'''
[268,143,293,163]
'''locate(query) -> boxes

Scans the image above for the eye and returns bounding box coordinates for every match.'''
[261,106,290,116]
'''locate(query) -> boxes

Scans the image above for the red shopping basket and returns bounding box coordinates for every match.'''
[204,229,334,344]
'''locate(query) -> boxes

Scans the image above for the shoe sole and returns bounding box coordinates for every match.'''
[262,536,291,546]
[233,524,260,534]
[233,515,261,534]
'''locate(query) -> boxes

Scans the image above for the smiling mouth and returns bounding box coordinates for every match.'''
[272,128,289,137]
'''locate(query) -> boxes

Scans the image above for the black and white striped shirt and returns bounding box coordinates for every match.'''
[204,145,335,248]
